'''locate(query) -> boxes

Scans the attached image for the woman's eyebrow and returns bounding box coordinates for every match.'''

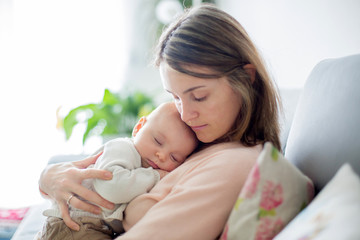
[183,86,206,94]
[165,86,206,95]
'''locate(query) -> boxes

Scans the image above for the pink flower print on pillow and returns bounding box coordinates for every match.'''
[220,224,229,240]
[255,217,284,240]
[241,162,260,199]
[260,180,283,211]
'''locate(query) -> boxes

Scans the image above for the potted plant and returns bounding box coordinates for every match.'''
[60,89,156,145]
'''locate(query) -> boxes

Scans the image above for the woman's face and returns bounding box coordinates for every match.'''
[160,62,242,143]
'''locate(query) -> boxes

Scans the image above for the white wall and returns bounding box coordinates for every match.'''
[218,0,360,88]
[0,0,126,208]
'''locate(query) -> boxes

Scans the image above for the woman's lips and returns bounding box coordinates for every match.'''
[191,124,207,131]
[146,159,159,169]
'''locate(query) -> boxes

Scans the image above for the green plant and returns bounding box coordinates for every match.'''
[62,89,156,144]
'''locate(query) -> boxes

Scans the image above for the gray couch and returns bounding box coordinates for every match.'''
[12,54,360,239]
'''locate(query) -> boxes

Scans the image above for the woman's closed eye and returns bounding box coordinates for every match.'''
[192,92,207,102]
[194,96,206,102]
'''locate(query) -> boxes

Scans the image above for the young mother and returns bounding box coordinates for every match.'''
[39,4,281,239]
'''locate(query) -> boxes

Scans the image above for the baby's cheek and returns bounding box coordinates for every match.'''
[167,162,178,172]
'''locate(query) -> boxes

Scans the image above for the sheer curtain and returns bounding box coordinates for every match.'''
[0,0,126,208]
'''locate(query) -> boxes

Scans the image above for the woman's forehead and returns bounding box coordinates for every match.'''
[160,63,222,93]
[160,62,218,76]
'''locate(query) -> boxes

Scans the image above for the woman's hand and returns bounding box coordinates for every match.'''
[39,152,115,231]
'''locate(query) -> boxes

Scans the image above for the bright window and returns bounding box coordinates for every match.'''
[0,0,126,207]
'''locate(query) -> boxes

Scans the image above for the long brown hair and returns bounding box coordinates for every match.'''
[154,4,282,151]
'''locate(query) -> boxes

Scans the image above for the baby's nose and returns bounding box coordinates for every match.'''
[156,152,165,161]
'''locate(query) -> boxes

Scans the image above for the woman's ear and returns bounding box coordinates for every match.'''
[132,117,147,137]
[243,64,256,83]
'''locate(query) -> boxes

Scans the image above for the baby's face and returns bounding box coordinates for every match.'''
[133,114,197,172]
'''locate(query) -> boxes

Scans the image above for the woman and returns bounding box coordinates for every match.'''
[39,4,281,239]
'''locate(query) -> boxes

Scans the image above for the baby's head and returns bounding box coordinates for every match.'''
[132,102,198,172]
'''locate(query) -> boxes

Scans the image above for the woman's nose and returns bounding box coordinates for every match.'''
[179,101,197,124]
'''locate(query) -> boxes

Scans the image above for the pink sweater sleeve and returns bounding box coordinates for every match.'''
[118,143,260,240]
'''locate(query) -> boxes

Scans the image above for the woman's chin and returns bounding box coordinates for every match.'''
[196,133,215,143]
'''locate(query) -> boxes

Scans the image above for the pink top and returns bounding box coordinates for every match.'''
[119,142,262,240]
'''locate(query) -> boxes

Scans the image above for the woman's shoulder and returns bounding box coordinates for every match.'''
[178,142,262,188]
[188,142,262,167]
[196,141,262,157]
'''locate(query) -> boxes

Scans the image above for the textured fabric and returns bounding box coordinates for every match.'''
[285,54,360,192]
[40,216,122,240]
[119,142,262,240]
[221,142,314,240]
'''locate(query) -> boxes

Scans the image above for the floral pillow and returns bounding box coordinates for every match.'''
[220,142,314,240]
[274,163,360,240]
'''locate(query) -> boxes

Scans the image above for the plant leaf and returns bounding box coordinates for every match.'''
[61,89,156,145]
[63,103,96,140]
[102,89,120,105]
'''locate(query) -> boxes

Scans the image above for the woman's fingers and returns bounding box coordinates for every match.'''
[73,151,103,169]
[80,167,113,181]
[39,153,115,228]
[44,164,114,210]
[59,201,80,231]
[69,173,115,210]
[68,195,104,215]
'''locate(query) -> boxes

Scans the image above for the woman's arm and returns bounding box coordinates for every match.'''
[39,152,115,231]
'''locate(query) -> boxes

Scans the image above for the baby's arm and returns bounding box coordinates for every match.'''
[155,169,169,179]
[92,139,160,204]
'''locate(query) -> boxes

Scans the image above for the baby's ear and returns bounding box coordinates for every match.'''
[132,116,147,137]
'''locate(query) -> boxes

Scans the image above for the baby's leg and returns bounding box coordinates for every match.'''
[40,216,117,240]
[39,216,74,240]
[71,217,117,240]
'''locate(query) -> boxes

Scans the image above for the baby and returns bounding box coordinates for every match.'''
[39,102,198,239]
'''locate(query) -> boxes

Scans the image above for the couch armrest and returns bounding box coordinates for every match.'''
[11,201,50,240]
[285,54,360,192]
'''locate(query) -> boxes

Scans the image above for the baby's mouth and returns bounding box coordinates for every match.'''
[146,158,159,169]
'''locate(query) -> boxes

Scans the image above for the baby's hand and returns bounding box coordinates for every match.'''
[156,169,169,179]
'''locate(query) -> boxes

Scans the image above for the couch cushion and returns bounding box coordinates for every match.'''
[220,142,314,240]
[285,54,360,192]
[274,163,360,240]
